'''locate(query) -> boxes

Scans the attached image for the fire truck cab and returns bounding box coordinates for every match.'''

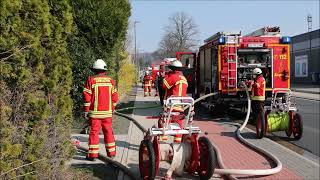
[196,27,291,107]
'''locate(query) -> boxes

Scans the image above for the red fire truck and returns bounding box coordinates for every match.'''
[195,27,291,108]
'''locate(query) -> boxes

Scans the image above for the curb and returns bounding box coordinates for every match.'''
[237,123,320,167]
[215,120,320,166]
[117,115,134,180]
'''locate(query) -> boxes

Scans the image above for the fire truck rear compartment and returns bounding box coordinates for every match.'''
[237,48,273,89]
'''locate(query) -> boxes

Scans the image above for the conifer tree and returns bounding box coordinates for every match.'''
[0,0,74,178]
[68,0,131,118]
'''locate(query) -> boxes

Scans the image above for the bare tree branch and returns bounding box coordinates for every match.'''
[0,44,35,61]
[157,12,199,58]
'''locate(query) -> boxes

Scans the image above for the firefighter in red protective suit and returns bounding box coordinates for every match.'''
[143,71,152,97]
[247,68,266,125]
[160,60,188,143]
[83,59,119,160]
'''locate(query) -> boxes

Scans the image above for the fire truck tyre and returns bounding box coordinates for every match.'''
[198,136,216,180]
[292,113,303,140]
[256,111,265,139]
[139,139,156,180]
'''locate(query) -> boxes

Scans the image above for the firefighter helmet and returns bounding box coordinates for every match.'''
[92,59,107,71]
[253,68,262,75]
[168,60,184,71]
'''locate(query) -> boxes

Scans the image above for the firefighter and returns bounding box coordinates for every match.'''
[143,71,152,97]
[154,72,159,97]
[247,68,266,125]
[161,60,188,143]
[157,70,165,106]
[83,59,119,160]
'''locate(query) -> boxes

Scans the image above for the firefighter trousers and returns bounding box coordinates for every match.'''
[251,100,265,124]
[88,118,116,158]
[144,85,151,96]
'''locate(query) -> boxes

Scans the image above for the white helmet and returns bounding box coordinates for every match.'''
[170,60,183,68]
[252,68,262,75]
[168,60,184,71]
[145,71,149,75]
[92,59,107,70]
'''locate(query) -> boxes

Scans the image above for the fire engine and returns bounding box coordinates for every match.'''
[194,26,291,108]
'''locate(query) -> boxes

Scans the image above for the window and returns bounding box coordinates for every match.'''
[295,55,308,77]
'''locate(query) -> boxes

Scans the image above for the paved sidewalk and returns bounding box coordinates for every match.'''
[291,91,320,101]
[119,85,319,180]
[68,134,128,179]
[118,88,164,179]
[291,84,320,94]
[193,120,320,179]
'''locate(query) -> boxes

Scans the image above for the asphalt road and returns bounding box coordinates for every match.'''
[274,92,320,158]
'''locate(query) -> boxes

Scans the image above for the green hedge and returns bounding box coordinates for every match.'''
[0,0,74,178]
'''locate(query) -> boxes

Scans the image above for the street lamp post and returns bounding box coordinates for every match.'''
[134,21,140,70]
[307,15,312,80]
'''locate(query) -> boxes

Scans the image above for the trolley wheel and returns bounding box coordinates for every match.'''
[139,139,156,180]
[197,136,216,180]
[256,111,265,139]
[285,129,292,137]
[286,111,295,137]
[292,113,303,140]
[153,137,160,176]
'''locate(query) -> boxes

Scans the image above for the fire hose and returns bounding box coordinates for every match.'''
[203,84,282,179]
[75,84,282,179]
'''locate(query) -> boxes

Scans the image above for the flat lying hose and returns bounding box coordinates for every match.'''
[115,90,282,178]
[76,145,138,180]
[78,89,282,180]
[212,85,282,179]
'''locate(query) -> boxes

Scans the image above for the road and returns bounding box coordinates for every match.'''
[274,91,320,159]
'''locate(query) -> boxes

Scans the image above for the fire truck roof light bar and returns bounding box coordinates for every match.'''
[281,36,291,44]
[205,31,241,43]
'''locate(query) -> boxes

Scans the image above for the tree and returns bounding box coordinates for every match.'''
[68,0,131,119]
[0,0,74,178]
[157,12,199,58]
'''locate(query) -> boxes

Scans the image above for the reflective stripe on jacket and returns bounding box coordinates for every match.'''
[83,74,119,118]
[251,75,265,101]
[162,71,188,112]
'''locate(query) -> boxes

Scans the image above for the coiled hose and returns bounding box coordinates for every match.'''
[76,85,282,180]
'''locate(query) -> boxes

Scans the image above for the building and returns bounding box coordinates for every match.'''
[290,29,320,84]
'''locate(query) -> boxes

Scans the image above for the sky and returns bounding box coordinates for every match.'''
[129,0,319,53]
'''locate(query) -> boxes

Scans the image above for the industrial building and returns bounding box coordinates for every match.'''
[290,29,320,84]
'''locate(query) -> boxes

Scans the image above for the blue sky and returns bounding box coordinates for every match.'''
[130,0,319,53]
